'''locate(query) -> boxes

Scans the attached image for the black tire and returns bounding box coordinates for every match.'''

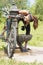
[4,44,14,58]
[7,24,17,58]
[7,43,14,58]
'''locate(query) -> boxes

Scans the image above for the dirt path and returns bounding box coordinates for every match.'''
[13,46,43,63]
[0,46,43,63]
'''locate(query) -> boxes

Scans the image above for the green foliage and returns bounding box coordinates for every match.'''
[0,17,6,23]
[14,0,28,9]
[0,0,10,8]
[29,5,36,15]
[29,0,43,21]
[35,0,43,21]
[0,12,2,17]
[0,0,28,9]
[35,0,43,15]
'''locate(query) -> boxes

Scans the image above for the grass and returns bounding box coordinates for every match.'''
[0,58,43,65]
[29,21,43,46]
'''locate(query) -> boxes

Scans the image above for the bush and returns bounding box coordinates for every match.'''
[34,15,43,21]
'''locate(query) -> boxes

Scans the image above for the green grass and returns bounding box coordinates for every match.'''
[0,58,43,65]
[29,21,43,46]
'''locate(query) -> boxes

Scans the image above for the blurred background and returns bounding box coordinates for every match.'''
[0,0,43,65]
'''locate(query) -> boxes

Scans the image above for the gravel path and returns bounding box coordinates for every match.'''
[13,46,43,63]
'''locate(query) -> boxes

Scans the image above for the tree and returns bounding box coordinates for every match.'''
[29,5,36,15]
[13,0,28,9]
[35,0,43,20]
[0,0,28,9]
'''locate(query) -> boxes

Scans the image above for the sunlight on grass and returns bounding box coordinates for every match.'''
[0,58,43,65]
[29,21,43,46]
